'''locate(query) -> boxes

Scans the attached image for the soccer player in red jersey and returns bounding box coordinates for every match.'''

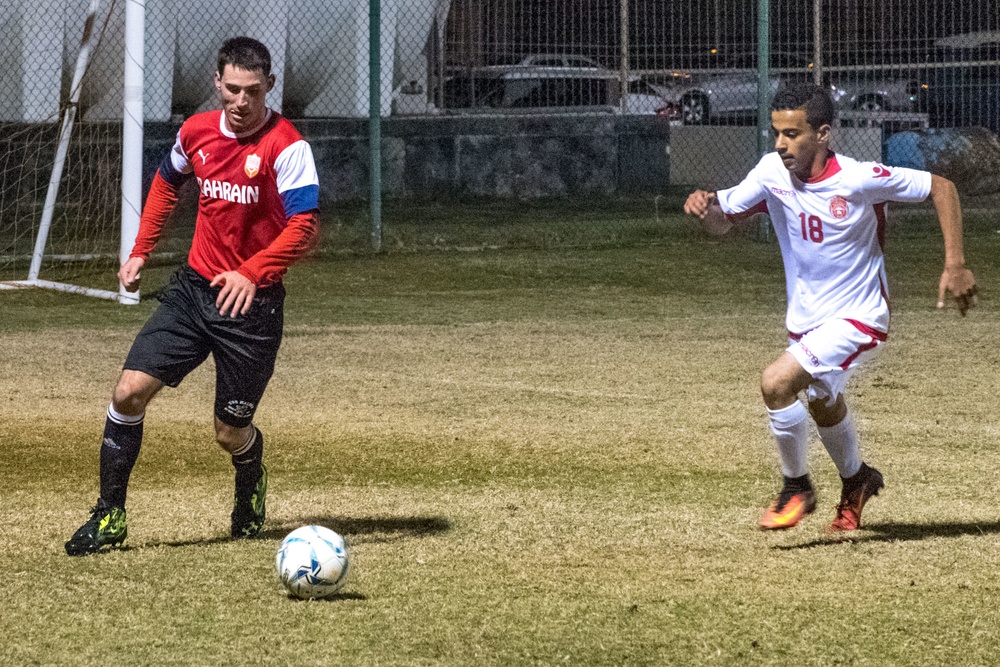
[66,37,319,555]
[684,83,977,532]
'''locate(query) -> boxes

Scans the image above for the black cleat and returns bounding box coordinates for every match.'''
[65,499,127,556]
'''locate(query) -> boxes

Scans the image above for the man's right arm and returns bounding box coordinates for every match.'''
[120,136,193,290]
[683,190,733,236]
[683,160,769,236]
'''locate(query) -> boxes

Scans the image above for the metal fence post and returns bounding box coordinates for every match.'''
[619,0,629,115]
[369,0,382,253]
[757,0,771,242]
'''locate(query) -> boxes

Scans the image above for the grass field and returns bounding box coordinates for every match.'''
[2,202,999,665]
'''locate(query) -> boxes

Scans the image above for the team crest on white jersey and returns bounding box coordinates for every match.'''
[244,153,261,178]
[830,196,849,219]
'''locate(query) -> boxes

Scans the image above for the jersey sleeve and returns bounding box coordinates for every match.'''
[860,163,931,203]
[130,171,180,260]
[159,130,194,187]
[274,140,320,217]
[237,210,319,285]
[716,160,769,221]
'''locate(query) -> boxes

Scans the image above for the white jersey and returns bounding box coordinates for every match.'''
[717,151,931,334]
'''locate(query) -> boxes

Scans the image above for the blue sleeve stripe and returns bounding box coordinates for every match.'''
[158,153,190,187]
[281,184,320,217]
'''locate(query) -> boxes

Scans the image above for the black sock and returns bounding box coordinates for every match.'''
[232,427,264,497]
[782,474,813,493]
[99,407,144,509]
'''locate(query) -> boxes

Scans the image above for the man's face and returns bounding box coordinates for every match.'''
[215,64,274,134]
[771,108,829,180]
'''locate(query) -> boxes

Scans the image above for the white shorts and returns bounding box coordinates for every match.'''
[787,319,887,406]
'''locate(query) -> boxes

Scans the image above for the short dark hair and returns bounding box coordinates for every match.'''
[217,37,271,77]
[772,83,835,130]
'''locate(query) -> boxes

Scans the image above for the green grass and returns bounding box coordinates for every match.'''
[2,203,1000,665]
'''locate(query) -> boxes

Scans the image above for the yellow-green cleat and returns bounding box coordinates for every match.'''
[65,500,127,556]
[231,463,267,539]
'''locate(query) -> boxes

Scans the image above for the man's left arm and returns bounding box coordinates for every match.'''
[212,209,319,317]
[928,173,978,315]
[213,137,320,317]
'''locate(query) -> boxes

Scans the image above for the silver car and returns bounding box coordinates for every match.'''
[659,51,925,125]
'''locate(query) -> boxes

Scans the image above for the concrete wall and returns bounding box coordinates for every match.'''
[669,125,883,188]
[141,114,671,202]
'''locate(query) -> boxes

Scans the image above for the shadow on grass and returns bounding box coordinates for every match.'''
[262,515,452,544]
[145,515,452,550]
[772,520,1000,550]
[282,591,368,603]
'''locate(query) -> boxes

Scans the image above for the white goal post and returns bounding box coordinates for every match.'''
[0,0,143,304]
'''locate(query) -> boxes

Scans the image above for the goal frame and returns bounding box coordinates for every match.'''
[0,0,143,304]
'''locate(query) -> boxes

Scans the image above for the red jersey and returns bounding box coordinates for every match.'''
[131,109,319,286]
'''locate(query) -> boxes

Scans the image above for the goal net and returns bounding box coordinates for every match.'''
[1,0,140,302]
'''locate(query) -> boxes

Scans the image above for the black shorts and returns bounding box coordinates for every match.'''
[123,265,285,427]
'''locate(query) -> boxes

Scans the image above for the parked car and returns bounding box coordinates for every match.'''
[508,54,606,70]
[658,50,931,126]
[443,55,669,115]
[922,31,1000,133]
[834,74,928,116]
[658,51,826,124]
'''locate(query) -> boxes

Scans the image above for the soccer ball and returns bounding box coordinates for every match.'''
[275,525,350,599]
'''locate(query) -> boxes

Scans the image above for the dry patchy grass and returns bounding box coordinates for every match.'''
[2,231,1000,665]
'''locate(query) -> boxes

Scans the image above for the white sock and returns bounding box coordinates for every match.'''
[767,401,810,478]
[817,412,863,478]
[108,404,144,425]
[230,427,257,457]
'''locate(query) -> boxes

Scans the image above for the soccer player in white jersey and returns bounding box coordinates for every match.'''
[683,83,978,532]
[65,37,320,555]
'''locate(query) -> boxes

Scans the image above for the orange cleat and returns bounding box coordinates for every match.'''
[760,488,817,530]
[829,463,884,532]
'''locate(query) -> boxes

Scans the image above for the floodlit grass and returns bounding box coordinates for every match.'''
[2,203,999,665]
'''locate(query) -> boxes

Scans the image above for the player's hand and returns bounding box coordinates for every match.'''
[211,270,257,318]
[683,190,716,219]
[683,189,732,236]
[937,265,978,316]
[118,256,145,292]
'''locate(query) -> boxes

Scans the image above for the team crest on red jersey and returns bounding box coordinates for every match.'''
[244,154,261,178]
[830,196,849,219]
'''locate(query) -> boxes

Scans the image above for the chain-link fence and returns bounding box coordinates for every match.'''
[2,0,998,289]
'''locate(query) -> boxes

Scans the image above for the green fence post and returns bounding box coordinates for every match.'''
[369,0,382,252]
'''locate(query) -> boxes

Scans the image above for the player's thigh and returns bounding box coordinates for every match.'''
[123,275,213,388]
[788,319,885,406]
[209,284,285,427]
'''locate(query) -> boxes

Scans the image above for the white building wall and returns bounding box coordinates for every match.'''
[0,0,448,122]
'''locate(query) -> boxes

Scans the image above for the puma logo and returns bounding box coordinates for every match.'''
[197,149,210,165]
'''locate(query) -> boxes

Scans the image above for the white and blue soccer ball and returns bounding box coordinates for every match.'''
[275,525,349,599]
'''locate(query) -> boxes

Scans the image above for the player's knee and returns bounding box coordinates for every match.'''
[760,366,794,407]
[111,377,152,415]
[214,422,250,453]
[809,397,847,427]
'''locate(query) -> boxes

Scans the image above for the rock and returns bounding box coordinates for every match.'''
[885,127,1000,196]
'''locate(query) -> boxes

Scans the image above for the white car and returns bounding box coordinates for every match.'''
[444,54,670,115]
